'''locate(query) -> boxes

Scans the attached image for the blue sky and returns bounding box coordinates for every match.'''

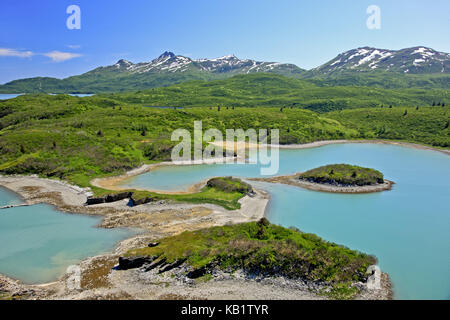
[0,0,449,83]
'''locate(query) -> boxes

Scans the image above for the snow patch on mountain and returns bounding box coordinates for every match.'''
[313,46,450,74]
[110,51,301,75]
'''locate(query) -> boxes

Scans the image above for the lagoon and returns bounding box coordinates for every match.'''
[120,143,450,300]
[0,188,133,284]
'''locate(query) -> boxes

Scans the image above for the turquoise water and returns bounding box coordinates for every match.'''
[0,187,23,206]
[0,189,134,284]
[0,94,22,100]
[121,143,450,300]
[0,93,93,100]
[68,94,94,97]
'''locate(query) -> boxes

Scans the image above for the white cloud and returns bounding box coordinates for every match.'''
[67,44,81,49]
[44,51,82,62]
[0,48,34,58]
[0,47,82,62]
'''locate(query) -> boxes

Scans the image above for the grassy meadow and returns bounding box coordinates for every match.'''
[103,74,450,112]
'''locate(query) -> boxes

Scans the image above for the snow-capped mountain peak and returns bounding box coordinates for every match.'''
[114,59,133,69]
[157,51,176,60]
[106,52,304,75]
[313,46,450,74]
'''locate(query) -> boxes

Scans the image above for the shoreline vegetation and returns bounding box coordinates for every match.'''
[121,218,387,300]
[91,139,442,196]
[212,139,450,155]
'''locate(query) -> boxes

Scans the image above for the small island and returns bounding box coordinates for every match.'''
[252,164,393,194]
[299,164,384,186]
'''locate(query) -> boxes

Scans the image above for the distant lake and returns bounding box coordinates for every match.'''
[50,93,95,97]
[0,188,135,284]
[144,105,183,109]
[70,93,94,97]
[0,93,94,100]
[0,94,22,100]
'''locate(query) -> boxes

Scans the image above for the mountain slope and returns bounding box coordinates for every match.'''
[308,72,450,89]
[308,46,450,76]
[1,47,449,93]
[0,52,305,93]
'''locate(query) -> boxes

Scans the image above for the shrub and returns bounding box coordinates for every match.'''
[206,177,252,194]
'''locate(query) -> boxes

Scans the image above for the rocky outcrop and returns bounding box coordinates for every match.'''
[148,242,160,248]
[143,258,167,272]
[105,192,133,203]
[129,196,154,206]
[85,197,105,205]
[86,192,133,206]
[186,265,210,279]
[118,256,155,270]
[158,259,186,273]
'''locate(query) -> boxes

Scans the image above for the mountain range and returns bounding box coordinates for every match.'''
[309,46,450,75]
[1,46,449,93]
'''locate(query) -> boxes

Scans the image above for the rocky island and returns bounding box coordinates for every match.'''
[252,164,393,194]
[299,164,384,186]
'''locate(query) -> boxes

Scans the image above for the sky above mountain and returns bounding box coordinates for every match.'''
[0,0,449,84]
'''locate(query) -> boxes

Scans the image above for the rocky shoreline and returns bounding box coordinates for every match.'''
[0,174,280,300]
[91,156,240,194]
[0,174,393,300]
[213,139,450,156]
[0,238,393,300]
[0,139,414,300]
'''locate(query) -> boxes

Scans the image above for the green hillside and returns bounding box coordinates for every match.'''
[105,73,449,112]
[308,72,450,90]
[0,93,448,189]
[328,106,450,147]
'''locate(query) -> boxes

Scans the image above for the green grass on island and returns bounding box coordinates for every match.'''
[126,218,377,299]
[299,164,384,186]
[108,177,251,210]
